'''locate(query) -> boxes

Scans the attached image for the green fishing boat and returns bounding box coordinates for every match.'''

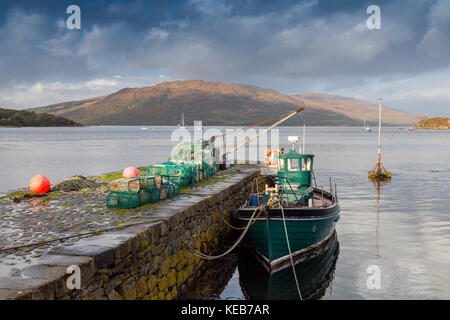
[232,137,340,270]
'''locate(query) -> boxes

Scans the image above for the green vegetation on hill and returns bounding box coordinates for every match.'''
[30,97,102,114]
[415,117,450,130]
[0,108,81,127]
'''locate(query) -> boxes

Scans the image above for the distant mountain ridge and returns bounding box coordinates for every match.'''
[28,80,430,126]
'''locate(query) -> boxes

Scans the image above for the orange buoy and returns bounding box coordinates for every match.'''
[123,166,140,178]
[29,174,51,194]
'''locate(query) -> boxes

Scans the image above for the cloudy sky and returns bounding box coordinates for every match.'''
[0,0,449,116]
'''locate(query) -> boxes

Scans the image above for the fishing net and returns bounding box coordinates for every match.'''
[52,175,101,192]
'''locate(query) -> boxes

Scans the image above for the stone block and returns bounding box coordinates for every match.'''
[147,275,158,292]
[136,277,148,299]
[49,245,114,269]
[167,269,177,288]
[107,289,123,300]
[117,277,137,300]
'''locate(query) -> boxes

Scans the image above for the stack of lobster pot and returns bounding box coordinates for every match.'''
[107,176,163,209]
[147,162,190,187]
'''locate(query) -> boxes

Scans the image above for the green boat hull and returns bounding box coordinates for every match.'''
[234,203,340,269]
[238,232,339,300]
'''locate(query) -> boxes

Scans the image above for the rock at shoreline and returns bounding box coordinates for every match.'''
[415,117,450,130]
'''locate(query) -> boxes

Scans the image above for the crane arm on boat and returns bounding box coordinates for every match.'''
[222,106,304,159]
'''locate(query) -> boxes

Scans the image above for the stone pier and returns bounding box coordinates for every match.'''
[0,166,259,300]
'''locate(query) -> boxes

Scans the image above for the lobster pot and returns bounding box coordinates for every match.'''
[147,165,165,176]
[107,191,139,209]
[139,176,162,190]
[179,162,197,184]
[168,176,186,187]
[138,189,151,205]
[208,162,217,176]
[196,164,202,181]
[166,182,179,198]
[108,178,142,193]
[159,187,168,200]
[149,188,160,202]
[164,166,189,187]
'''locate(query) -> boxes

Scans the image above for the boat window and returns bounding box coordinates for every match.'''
[288,159,299,171]
[278,159,285,170]
[302,158,312,171]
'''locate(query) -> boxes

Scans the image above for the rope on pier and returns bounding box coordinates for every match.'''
[175,206,262,260]
[280,206,303,300]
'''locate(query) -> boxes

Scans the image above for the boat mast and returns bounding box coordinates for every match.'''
[302,123,306,154]
[377,97,382,167]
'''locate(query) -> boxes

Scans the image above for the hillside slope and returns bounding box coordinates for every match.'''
[28,80,430,126]
[0,108,80,127]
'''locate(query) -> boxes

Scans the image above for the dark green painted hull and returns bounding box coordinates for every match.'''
[234,202,340,270]
[238,232,339,300]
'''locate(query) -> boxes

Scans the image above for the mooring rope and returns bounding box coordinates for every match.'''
[280,206,303,300]
[175,206,262,260]
[208,196,264,230]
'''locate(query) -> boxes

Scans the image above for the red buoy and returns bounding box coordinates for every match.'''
[123,166,140,178]
[29,175,51,194]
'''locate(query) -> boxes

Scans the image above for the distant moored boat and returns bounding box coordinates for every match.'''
[177,113,186,129]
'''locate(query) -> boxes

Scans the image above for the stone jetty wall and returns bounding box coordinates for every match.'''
[0,167,259,300]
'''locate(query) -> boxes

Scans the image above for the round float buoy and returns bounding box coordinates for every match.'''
[123,166,140,178]
[29,175,51,194]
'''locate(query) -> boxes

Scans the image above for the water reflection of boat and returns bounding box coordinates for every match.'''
[238,232,339,300]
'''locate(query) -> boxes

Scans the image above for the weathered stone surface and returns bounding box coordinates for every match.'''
[0,166,259,300]
[49,245,114,269]
[117,277,137,300]
[105,274,124,292]
[147,275,158,292]
[38,254,96,287]
[136,277,148,298]
[167,269,177,288]
[107,289,123,300]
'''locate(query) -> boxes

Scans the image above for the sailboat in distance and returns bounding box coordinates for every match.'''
[177,113,186,129]
[363,119,372,132]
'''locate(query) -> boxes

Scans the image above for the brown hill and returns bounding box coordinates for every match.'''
[29,80,430,126]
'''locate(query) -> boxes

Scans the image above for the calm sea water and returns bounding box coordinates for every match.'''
[0,126,449,299]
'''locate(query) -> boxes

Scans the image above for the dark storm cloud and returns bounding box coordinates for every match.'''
[0,0,449,115]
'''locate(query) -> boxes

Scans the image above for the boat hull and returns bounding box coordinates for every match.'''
[238,232,339,299]
[233,203,340,270]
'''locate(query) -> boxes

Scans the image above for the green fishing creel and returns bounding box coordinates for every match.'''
[107,191,139,209]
